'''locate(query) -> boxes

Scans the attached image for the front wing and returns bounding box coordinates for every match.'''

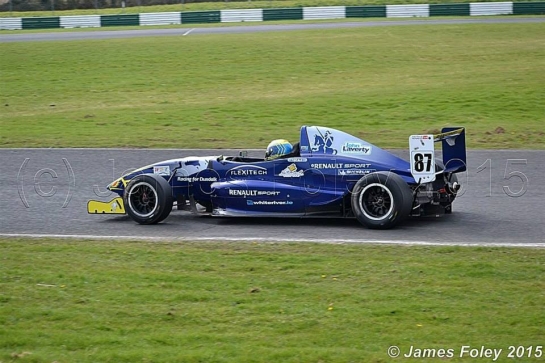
[87,197,126,214]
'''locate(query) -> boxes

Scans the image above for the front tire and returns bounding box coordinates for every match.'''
[124,174,173,225]
[351,172,413,229]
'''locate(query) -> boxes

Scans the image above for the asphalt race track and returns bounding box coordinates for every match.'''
[1,17,545,43]
[1,149,543,246]
[2,19,544,246]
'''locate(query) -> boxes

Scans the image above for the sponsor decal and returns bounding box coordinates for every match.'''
[309,163,372,169]
[228,190,281,197]
[153,165,171,175]
[279,163,305,178]
[247,200,293,206]
[311,130,337,155]
[311,163,343,169]
[227,165,268,177]
[300,146,308,152]
[177,176,218,182]
[259,191,281,196]
[111,200,120,212]
[288,157,307,163]
[344,163,372,168]
[338,169,376,176]
[341,142,372,155]
[410,134,434,150]
[230,189,257,196]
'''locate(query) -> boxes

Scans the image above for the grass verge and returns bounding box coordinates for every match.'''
[1,22,544,149]
[0,238,544,362]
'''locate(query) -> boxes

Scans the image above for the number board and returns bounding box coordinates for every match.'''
[409,135,436,183]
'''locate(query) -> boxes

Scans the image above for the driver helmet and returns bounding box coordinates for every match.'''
[265,139,293,160]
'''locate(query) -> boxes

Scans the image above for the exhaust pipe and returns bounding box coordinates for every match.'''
[447,182,461,195]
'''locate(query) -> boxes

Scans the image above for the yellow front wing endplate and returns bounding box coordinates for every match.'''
[87,197,126,214]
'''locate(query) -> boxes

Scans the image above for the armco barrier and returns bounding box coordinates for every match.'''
[140,12,181,26]
[60,15,100,28]
[470,1,513,15]
[430,3,471,16]
[22,16,60,29]
[100,14,139,26]
[346,6,387,17]
[263,8,303,21]
[0,17,22,30]
[513,1,545,13]
[221,9,263,22]
[181,10,220,24]
[0,2,544,31]
[386,4,429,17]
[303,6,345,20]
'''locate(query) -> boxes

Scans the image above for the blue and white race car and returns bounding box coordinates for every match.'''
[88,126,466,229]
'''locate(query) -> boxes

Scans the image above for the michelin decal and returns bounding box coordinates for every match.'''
[338,169,375,176]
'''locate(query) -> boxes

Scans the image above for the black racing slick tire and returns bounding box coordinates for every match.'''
[351,172,414,229]
[123,174,174,225]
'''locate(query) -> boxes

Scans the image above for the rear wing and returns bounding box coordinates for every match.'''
[436,127,466,174]
[409,127,466,183]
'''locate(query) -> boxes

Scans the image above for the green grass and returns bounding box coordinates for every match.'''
[0,238,544,362]
[1,22,544,149]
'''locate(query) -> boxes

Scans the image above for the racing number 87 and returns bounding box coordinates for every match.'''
[413,153,433,172]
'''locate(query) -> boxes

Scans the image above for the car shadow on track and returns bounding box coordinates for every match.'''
[93,209,455,232]
[186,213,452,230]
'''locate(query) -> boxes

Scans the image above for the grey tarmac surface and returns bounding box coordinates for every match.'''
[0,148,544,246]
[1,17,544,43]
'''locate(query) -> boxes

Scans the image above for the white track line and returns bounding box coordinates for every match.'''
[0,233,543,248]
[182,28,195,36]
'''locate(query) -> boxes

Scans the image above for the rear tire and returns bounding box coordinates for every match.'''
[351,172,413,229]
[124,174,173,225]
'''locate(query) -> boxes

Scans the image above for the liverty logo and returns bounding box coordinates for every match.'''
[342,142,372,155]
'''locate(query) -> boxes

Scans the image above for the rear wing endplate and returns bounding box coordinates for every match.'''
[435,127,466,174]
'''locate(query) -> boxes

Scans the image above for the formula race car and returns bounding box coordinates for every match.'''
[88,126,466,229]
